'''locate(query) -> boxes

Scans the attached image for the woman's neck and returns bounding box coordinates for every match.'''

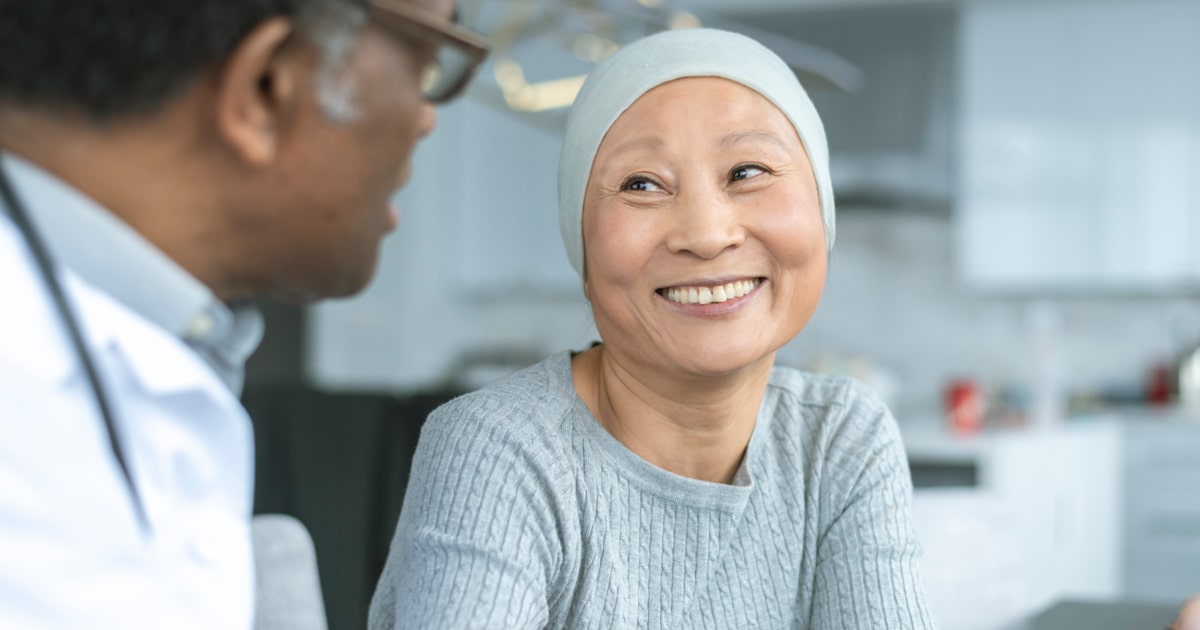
[572,345,773,484]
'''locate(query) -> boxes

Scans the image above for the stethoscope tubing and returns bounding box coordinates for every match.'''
[0,153,149,534]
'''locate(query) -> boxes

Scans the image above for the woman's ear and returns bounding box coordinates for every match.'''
[210,17,302,166]
[581,259,591,301]
[579,239,590,299]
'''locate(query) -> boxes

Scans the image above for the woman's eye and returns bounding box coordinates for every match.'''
[621,176,663,193]
[730,164,768,182]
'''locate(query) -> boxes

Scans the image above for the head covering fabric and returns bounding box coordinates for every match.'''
[556,27,836,278]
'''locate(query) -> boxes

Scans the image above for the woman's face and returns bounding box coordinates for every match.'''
[582,76,827,379]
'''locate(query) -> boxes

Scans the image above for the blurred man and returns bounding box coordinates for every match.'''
[0,0,486,627]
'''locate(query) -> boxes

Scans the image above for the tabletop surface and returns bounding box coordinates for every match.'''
[1006,599,1178,630]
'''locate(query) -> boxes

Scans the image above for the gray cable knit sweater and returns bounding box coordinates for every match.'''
[369,351,935,629]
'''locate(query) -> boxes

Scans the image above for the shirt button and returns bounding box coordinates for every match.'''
[186,313,215,340]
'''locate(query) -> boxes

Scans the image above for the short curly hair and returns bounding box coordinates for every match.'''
[0,0,368,120]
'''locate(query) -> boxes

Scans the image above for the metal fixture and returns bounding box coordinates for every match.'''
[465,0,865,118]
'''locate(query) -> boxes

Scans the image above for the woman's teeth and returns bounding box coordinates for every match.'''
[663,279,760,305]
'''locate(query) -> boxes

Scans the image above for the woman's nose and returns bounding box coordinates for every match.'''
[665,192,746,259]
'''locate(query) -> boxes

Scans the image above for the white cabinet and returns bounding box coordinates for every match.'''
[906,415,1200,624]
[957,0,1200,291]
[1123,420,1200,602]
[906,421,1124,629]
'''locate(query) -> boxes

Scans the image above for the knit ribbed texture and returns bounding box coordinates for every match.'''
[369,351,935,629]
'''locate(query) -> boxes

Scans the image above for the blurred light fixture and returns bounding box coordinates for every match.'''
[571,33,619,63]
[506,74,589,112]
[475,0,865,116]
[491,10,702,113]
[667,11,702,30]
[494,55,587,112]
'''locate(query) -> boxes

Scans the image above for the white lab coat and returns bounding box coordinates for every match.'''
[0,213,255,627]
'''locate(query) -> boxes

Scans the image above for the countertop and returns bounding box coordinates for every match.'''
[899,404,1200,464]
[1003,599,1178,630]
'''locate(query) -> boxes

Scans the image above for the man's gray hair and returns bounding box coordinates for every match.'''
[302,1,369,123]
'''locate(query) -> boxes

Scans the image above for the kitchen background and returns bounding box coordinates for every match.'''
[243,0,1200,628]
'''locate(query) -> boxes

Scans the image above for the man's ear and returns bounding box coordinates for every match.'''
[211,17,303,166]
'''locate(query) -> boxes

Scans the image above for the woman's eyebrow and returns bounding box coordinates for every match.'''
[718,130,789,152]
[606,135,665,159]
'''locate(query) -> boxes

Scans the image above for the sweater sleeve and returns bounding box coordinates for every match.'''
[368,395,566,630]
[808,389,937,629]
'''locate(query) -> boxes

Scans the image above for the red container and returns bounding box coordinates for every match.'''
[945,379,984,435]
[1146,363,1172,406]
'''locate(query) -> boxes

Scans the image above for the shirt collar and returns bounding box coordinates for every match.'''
[1,152,263,393]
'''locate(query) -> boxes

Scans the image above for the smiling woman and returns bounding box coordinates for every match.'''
[369,28,935,630]
[580,76,827,387]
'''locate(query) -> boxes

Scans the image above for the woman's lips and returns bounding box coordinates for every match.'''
[658,277,763,305]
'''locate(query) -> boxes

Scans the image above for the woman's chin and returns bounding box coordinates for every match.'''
[665,346,778,380]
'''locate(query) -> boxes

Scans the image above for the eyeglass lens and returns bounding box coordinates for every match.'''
[422,43,476,103]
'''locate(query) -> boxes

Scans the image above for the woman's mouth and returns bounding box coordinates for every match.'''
[658,278,763,305]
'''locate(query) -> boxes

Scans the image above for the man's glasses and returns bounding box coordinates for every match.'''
[368,0,490,104]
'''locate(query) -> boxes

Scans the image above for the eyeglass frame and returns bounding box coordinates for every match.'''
[367,0,490,104]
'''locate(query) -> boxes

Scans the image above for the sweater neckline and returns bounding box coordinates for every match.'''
[552,350,765,512]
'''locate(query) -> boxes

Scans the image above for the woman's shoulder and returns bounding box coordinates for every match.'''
[424,350,578,444]
[405,352,582,508]
[763,366,902,459]
[767,366,890,420]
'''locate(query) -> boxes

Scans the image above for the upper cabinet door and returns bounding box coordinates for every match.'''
[957,0,1200,292]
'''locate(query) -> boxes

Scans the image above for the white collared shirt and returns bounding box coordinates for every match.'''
[0,156,256,628]
[1,154,263,394]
